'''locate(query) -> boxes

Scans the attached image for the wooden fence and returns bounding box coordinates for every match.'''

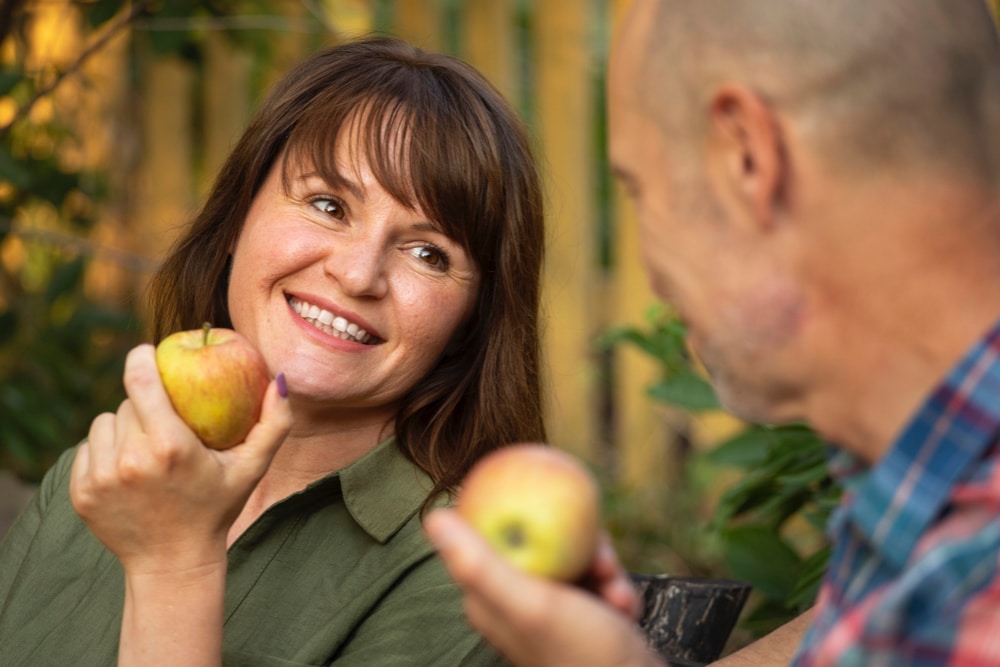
[6,0,687,500]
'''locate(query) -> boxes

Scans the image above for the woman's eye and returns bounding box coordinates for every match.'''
[411,245,449,270]
[310,197,345,220]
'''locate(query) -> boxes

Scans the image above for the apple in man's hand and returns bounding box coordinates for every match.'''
[457,443,601,582]
[155,323,270,450]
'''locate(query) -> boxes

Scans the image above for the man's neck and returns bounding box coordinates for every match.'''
[800,186,1000,464]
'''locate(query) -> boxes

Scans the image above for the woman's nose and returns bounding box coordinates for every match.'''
[323,235,390,299]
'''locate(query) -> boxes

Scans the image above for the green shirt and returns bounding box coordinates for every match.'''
[0,438,507,666]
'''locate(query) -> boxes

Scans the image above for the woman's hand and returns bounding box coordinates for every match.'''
[69,343,292,576]
[424,508,664,667]
[70,343,292,666]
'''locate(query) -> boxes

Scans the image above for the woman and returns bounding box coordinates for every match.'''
[0,36,545,665]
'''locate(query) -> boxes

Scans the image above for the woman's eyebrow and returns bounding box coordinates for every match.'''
[410,220,448,235]
[299,170,366,202]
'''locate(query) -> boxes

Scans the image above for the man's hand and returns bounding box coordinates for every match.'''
[424,508,665,667]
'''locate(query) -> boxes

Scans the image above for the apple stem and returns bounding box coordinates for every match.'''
[202,321,212,346]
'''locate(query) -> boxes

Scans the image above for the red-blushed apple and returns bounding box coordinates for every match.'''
[154,323,270,450]
[457,443,601,582]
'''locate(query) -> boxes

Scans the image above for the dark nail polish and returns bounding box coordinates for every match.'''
[276,372,288,398]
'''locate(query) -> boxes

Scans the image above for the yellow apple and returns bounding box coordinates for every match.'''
[155,323,270,450]
[457,443,601,582]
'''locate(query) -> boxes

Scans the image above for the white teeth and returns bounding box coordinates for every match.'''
[289,297,375,344]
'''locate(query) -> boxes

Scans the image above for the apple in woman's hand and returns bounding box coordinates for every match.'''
[155,323,270,450]
[457,443,601,582]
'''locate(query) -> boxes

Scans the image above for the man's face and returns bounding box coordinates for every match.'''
[607,45,717,329]
[607,1,809,424]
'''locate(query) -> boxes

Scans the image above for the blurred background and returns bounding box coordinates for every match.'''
[5,0,993,644]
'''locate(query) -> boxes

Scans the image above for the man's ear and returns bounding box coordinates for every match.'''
[707,85,785,230]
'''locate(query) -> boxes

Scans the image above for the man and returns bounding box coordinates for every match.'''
[426,0,1000,665]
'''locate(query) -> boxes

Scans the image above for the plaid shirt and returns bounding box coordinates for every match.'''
[792,321,1000,666]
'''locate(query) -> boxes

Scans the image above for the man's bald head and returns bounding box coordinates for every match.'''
[621,0,1000,183]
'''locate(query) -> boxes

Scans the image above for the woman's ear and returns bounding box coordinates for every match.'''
[707,84,786,230]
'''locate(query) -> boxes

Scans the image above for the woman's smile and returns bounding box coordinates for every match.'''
[287,295,381,345]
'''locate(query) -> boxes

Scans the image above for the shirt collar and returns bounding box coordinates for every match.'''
[836,319,1000,568]
[336,436,436,544]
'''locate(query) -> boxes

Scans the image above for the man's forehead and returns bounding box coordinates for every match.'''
[607,57,649,161]
[607,1,672,178]
[607,0,659,135]
[620,0,659,40]
[609,0,655,77]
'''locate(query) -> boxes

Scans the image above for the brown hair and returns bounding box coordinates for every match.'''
[148,36,546,504]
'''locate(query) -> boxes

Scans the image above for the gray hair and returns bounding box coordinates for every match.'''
[637,0,1000,182]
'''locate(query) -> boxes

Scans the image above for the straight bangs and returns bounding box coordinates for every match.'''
[280,58,516,276]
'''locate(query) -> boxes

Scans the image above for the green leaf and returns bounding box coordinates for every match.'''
[0,146,31,189]
[81,0,127,27]
[147,29,197,56]
[44,258,86,302]
[598,325,655,355]
[707,426,776,468]
[647,370,720,410]
[601,307,691,365]
[786,544,831,611]
[752,488,814,529]
[0,421,37,468]
[777,463,831,489]
[720,525,802,600]
[0,309,17,346]
[1,385,62,447]
[713,479,779,524]
[0,69,22,96]
[30,164,79,208]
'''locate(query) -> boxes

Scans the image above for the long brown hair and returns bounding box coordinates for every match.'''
[147,36,546,504]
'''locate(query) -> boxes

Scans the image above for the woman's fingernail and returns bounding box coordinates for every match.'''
[276,372,288,398]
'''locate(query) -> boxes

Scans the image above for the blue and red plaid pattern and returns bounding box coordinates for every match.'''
[792,321,1000,666]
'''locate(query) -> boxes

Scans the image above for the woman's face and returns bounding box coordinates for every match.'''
[226,144,479,418]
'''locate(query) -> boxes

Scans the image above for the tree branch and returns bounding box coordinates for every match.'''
[0,0,156,142]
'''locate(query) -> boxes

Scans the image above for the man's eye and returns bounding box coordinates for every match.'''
[310,197,345,220]
[411,245,449,270]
